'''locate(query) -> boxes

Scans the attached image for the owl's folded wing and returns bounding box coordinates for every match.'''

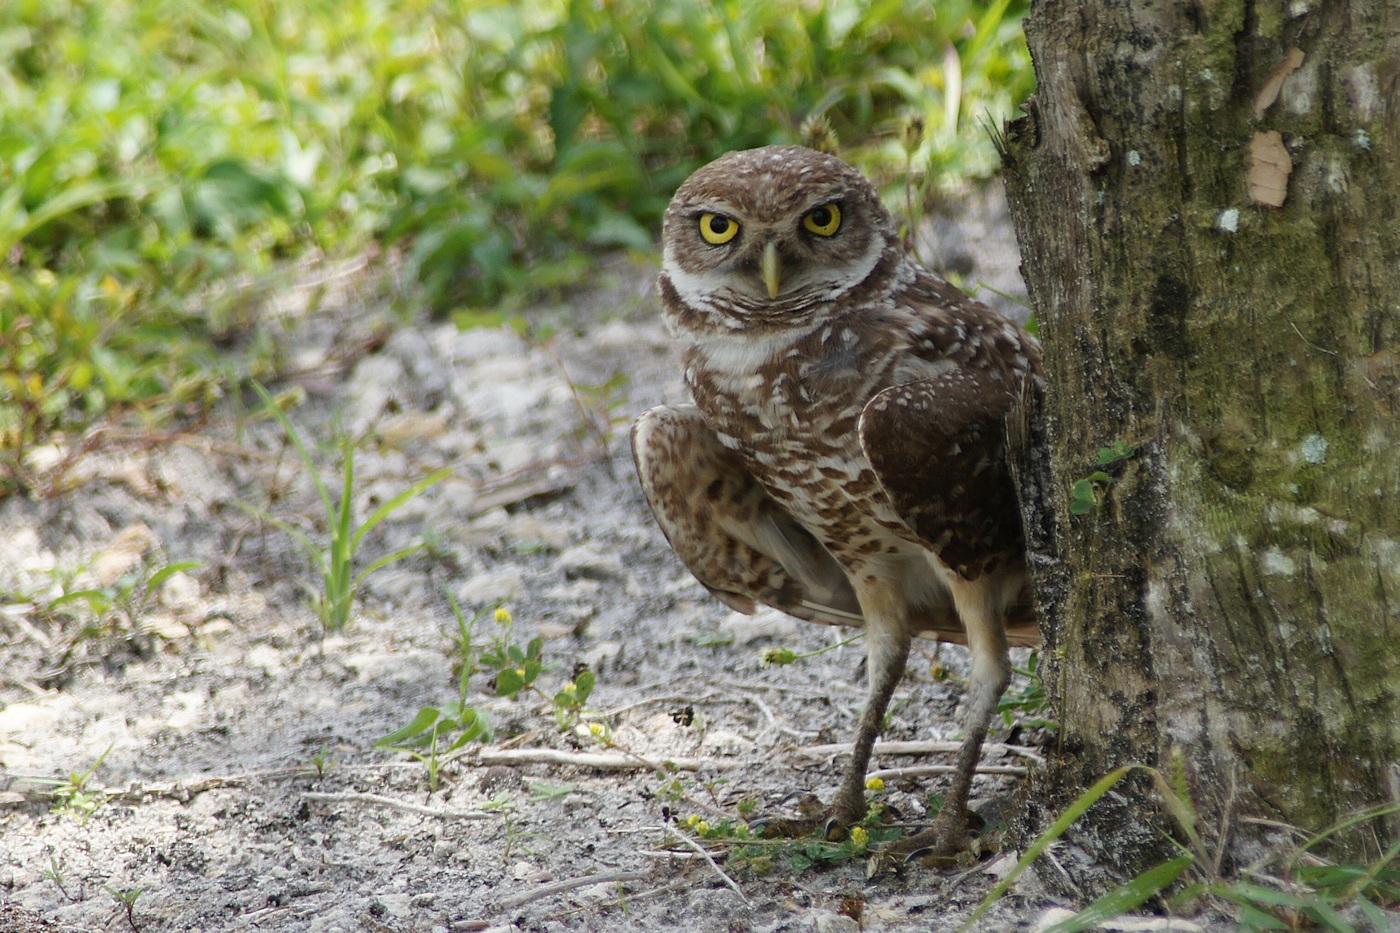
[857,370,1040,648]
[632,404,866,629]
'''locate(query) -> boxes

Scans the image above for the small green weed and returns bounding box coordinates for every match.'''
[1069,440,1137,515]
[482,791,545,860]
[41,746,114,822]
[241,383,451,633]
[47,559,202,635]
[761,632,865,667]
[477,605,598,733]
[105,885,144,933]
[963,757,1400,933]
[378,601,600,787]
[673,801,904,876]
[998,651,1057,730]
[43,854,83,902]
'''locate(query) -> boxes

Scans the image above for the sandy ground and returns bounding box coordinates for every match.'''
[0,190,1212,933]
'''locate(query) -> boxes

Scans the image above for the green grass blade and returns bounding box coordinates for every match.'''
[1041,856,1194,933]
[1235,903,1290,930]
[960,764,1141,931]
[1296,803,1400,858]
[1301,901,1357,933]
[251,382,335,518]
[966,0,1017,63]
[0,176,158,254]
[229,500,327,573]
[350,467,453,551]
[354,543,427,586]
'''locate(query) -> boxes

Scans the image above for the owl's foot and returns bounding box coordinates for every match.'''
[749,793,868,841]
[875,805,979,869]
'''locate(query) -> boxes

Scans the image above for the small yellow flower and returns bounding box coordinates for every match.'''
[588,722,605,738]
[695,820,710,835]
[865,776,886,792]
[562,682,578,696]
[686,814,701,828]
[494,607,513,625]
[850,826,869,847]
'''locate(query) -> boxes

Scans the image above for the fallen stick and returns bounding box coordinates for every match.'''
[475,748,729,772]
[658,825,751,908]
[794,740,1044,764]
[866,764,1028,782]
[497,870,649,910]
[301,791,494,820]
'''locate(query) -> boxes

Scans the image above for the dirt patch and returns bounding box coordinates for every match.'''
[0,191,1201,933]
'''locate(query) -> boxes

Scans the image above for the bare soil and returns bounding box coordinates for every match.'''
[0,190,1205,933]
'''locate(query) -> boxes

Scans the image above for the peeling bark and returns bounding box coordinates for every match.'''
[1002,0,1400,887]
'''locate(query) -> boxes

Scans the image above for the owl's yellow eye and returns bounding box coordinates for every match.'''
[803,203,842,236]
[699,213,739,245]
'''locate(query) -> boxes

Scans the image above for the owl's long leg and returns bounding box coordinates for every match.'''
[830,606,912,825]
[888,573,1011,860]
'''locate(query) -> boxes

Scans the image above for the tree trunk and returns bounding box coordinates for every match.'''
[1001,0,1400,887]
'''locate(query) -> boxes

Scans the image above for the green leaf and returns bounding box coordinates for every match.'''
[1069,498,1094,515]
[1230,882,1310,908]
[495,668,525,697]
[446,709,490,749]
[146,561,203,592]
[376,707,442,748]
[528,781,575,801]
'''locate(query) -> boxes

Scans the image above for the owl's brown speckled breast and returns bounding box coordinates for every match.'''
[685,317,922,561]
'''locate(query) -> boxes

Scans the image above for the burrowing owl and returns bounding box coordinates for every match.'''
[632,145,1042,860]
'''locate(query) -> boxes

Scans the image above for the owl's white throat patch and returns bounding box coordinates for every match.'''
[688,325,819,378]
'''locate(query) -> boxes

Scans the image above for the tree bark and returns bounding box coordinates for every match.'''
[1001,0,1400,887]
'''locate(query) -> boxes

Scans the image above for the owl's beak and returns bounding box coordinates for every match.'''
[761,240,782,299]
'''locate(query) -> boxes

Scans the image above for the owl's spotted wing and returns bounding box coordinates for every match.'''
[857,277,1042,648]
[632,405,865,628]
[859,373,1024,579]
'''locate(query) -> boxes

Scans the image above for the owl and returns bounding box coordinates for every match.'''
[632,145,1042,861]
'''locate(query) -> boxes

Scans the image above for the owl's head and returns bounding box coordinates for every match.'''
[660,146,899,330]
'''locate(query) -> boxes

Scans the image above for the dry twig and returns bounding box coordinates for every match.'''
[658,825,751,907]
[497,870,649,910]
[866,763,1027,781]
[301,791,494,820]
[795,739,1044,765]
[475,747,727,773]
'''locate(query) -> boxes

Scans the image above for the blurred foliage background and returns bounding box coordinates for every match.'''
[0,0,1032,491]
